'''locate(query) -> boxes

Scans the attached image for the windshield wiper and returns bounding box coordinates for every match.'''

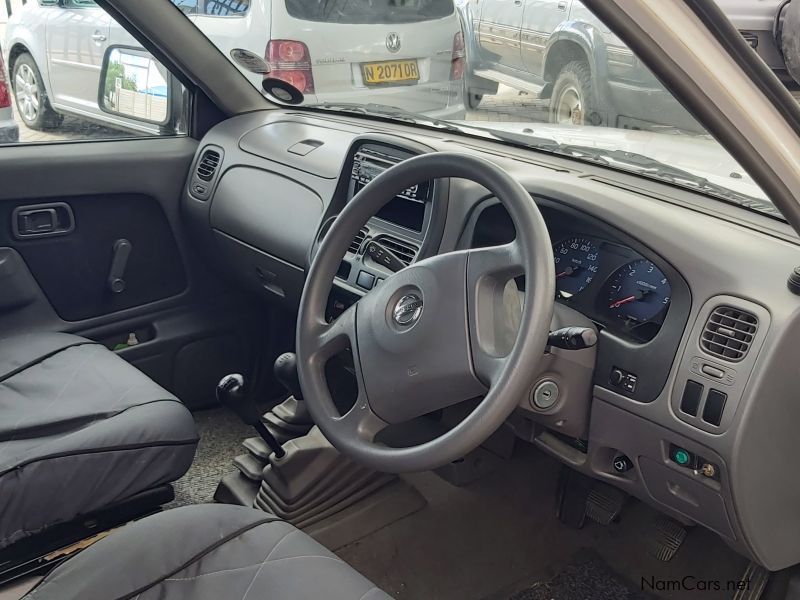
[304,103,777,217]
[306,102,465,133]
[464,128,778,216]
[308,103,567,148]
[550,145,780,216]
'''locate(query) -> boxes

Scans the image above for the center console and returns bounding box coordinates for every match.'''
[317,138,448,318]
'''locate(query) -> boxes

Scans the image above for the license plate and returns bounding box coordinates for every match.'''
[361,60,419,85]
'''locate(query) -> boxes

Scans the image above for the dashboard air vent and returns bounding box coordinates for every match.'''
[700,306,758,362]
[348,228,368,254]
[196,149,221,182]
[377,235,419,266]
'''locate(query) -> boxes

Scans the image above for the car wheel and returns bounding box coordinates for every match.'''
[549,60,605,126]
[12,53,63,131]
[782,0,800,85]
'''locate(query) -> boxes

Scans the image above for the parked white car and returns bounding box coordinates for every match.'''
[3,0,466,133]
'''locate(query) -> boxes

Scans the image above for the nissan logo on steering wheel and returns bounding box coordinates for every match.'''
[393,294,423,327]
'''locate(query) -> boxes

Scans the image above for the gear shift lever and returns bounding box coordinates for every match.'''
[216,374,285,459]
[274,353,303,401]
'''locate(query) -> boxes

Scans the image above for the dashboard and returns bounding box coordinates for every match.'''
[182,109,800,574]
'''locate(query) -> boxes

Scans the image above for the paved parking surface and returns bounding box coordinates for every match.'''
[8,84,550,144]
[11,103,130,144]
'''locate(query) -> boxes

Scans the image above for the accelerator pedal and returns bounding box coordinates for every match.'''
[585,483,627,525]
[648,515,688,561]
[733,562,769,600]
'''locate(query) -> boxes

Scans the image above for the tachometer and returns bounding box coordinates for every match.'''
[553,237,600,297]
[606,259,671,323]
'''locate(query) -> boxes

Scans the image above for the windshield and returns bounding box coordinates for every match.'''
[167,0,785,218]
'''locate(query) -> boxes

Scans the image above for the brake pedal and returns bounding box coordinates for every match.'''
[585,483,627,525]
[648,515,688,561]
[733,561,769,600]
[556,467,593,529]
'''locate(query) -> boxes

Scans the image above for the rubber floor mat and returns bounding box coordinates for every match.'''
[509,551,657,600]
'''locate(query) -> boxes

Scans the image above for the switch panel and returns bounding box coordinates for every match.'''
[609,367,637,394]
[703,389,727,426]
[680,380,703,416]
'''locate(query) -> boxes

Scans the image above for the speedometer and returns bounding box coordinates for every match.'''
[553,237,600,297]
[606,259,671,323]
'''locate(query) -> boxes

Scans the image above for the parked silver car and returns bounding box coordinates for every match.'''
[465,0,800,131]
[4,0,466,134]
[0,44,19,143]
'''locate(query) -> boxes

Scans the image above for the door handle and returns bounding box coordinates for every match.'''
[91,32,107,42]
[12,203,75,239]
[557,1,567,10]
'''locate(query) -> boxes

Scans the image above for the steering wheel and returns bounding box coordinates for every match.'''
[296,152,555,473]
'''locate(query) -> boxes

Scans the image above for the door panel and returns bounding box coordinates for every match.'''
[477,0,524,70]
[45,3,111,114]
[520,0,571,74]
[2,194,187,321]
[0,138,276,408]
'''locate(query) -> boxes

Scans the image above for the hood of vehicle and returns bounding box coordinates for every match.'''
[455,121,766,201]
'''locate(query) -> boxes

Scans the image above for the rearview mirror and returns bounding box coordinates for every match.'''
[98,46,172,127]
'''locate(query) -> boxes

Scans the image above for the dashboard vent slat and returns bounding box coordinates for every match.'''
[348,228,368,254]
[700,306,758,362]
[376,235,419,266]
[196,149,221,182]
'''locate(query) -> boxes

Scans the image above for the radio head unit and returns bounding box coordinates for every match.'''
[350,147,430,232]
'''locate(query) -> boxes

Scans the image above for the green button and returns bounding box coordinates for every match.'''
[673,449,691,466]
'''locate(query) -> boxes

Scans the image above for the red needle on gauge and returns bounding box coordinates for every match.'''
[609,295,637,309]
[556,266,576,278]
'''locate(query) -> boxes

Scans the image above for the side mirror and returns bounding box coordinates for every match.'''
[98,46,174,128]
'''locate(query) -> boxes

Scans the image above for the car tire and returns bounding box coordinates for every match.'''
[782,0,800,86]
[11,53,63,131]
[549,60,605,126]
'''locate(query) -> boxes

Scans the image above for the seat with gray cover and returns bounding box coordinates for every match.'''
[24,504,391,599]
[0,332,198,549]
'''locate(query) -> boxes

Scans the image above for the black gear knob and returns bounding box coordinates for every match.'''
[216,373,256,425]
[216,373,286,458]
[274,352,303,401]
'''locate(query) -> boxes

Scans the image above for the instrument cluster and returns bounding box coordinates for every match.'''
[468,202,674,344]
[552,236,671,342]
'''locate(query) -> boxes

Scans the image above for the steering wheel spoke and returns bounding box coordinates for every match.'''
[469,240,524,279]
[310,303,358,363]
[297,153,554,473]
[467,241,526,386]
[336,390,389,443]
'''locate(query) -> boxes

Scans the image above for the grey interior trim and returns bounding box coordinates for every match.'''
[296,152,555,473]
[100,0,268,118]
[581,0,800,237]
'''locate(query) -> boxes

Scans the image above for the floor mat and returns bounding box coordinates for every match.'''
[508,551,656,600]
[169,408,252,507]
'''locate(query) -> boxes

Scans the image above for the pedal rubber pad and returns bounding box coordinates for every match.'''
[733,562,769,600]
[585,483,627,525]
[648,515,688,561]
